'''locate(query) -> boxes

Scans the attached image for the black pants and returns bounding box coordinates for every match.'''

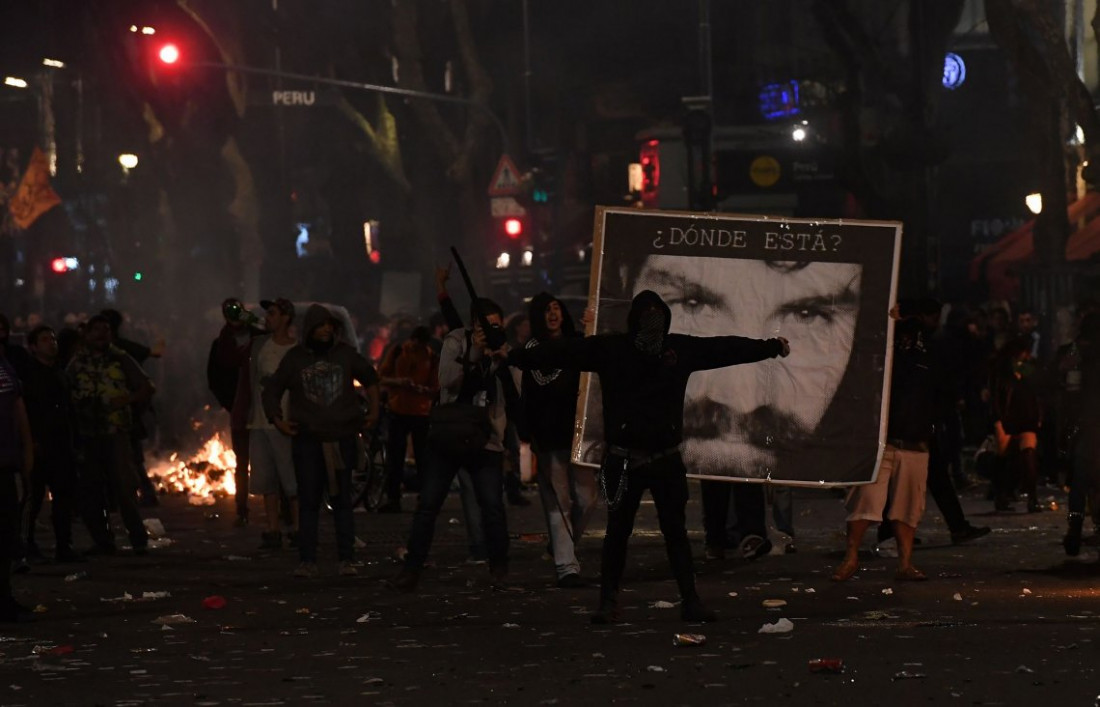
[701,480,767,547]
[600,455,696,605]
[78,434,148,550]
[231,428,250,518]
[0,469,18,604]
[927,438,968,533]
[25,442,78,551]
[384,414,429,502]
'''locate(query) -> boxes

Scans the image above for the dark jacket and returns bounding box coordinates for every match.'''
[522,292,582,452]
[212,323,264,428]
[886,319,937,445]
[262,304,378,441]
[21,356,73,446]
[509,290,784,453]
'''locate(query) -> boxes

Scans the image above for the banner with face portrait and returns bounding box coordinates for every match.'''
[573,207,902,486]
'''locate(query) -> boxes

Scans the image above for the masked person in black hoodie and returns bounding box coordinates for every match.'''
[522,293,597,587]
[262,305,380,578]
[508,291,789,623]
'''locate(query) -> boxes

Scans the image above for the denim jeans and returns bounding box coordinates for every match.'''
[404,447,508,571]
[535,448,597,578]
[293,434,357,563]
[383,414,430,502]
[78,433,148,550]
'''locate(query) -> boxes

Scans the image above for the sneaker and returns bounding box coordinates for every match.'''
[54,547,86,564]
[950,525,991,545]
[376,499,402,514]
[338,561,359,577]
[704,544,726,561]
[739,535,772,560]
[680,597,718,623]
[556,573,587,588]
[0,600,35,623]
[590,601,622,625]
[1064,531,1083,557]
[259,531,283,550]
[292,562,318,578]
[385,568,420,592]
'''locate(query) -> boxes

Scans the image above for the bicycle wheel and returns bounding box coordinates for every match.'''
[360,434,388,511]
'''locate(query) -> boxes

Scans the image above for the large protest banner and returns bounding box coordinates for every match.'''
[572,207,902,486]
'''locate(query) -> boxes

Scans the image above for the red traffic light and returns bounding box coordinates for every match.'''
[158,43,180,65]
[503,217,523,239]
[50,258,67,273]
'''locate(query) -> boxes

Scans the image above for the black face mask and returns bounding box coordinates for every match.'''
[633,308,666,356]
[307,337,333,354]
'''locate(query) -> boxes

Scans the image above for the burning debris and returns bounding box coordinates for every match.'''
[147,433,237,505]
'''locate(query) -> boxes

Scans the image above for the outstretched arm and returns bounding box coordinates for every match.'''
[681,335,789,372]
[507,335,609,373]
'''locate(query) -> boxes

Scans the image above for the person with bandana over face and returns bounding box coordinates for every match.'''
[507,291,789,624]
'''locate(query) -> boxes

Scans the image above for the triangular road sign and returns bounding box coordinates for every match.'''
[488,154,523,196]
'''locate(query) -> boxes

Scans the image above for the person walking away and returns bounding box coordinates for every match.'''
[522,293,597,587]
[262,305,380,578]
[377,326,438,513]
[1062,312,1100,555]
[67,315,154,556]
[508,291,789,623]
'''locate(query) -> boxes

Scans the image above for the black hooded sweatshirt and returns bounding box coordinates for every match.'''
[522,293,583,452]
[508,290,785,453]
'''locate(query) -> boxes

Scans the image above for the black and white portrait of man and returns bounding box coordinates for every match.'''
[573,208,901,485]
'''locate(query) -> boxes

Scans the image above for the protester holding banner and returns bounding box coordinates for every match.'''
[508,290,789,624]
[832,306,936,582]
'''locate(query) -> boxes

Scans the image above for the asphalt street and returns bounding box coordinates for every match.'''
[3,476,1100,706]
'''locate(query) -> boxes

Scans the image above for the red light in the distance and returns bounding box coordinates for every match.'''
[504,218,523,238]
[158,44,180,65]
[50,258,67,273]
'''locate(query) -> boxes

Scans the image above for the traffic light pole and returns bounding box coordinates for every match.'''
[190,61,509,150]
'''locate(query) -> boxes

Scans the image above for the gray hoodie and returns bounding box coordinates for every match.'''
[262,304,378,441]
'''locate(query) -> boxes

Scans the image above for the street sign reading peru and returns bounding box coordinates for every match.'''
[487,154,522,196]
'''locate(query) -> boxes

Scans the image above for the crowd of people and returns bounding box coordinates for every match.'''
[2,268,1099,625]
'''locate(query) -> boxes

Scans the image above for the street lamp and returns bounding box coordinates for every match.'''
[118,153,139,171]
[3,76,28,89]
[1026,192,1042,215]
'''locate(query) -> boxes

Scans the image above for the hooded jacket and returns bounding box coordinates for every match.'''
[522,292,583,452]
[262,304,378,441]
[508,290,785,453]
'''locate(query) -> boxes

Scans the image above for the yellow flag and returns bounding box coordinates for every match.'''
[9,147,61,229]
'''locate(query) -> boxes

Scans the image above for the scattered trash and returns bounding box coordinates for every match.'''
[142,591,171,600]
[224,555,251,562]
[650,600,677,609]
[762,599,787,608]
[100,592,134,603]
[153,614,195,625]
[147,538,173,549]
[892,671,928,680]
[882,588,894,596]
[809,658,844,673]
[672,633,706,647]
[1015,665,1035,674]
[502,623,520,628]
[295,608,311,615]
[804,588,816,594]
[32,605,47,614]
[952,593,963,601]
[356,612,381,623]
[1022,588,1033,596]
[727,592,738,598]
[143,518,166,537]
[32,644,73,656]
[646,665,666,673]
[64,572,87,583]
[758,618,794,634]
[202,596,227,610]
[363,677,384,686]
[448,517,460,525]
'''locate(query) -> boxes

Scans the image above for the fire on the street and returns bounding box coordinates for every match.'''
[148,433,237,505]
